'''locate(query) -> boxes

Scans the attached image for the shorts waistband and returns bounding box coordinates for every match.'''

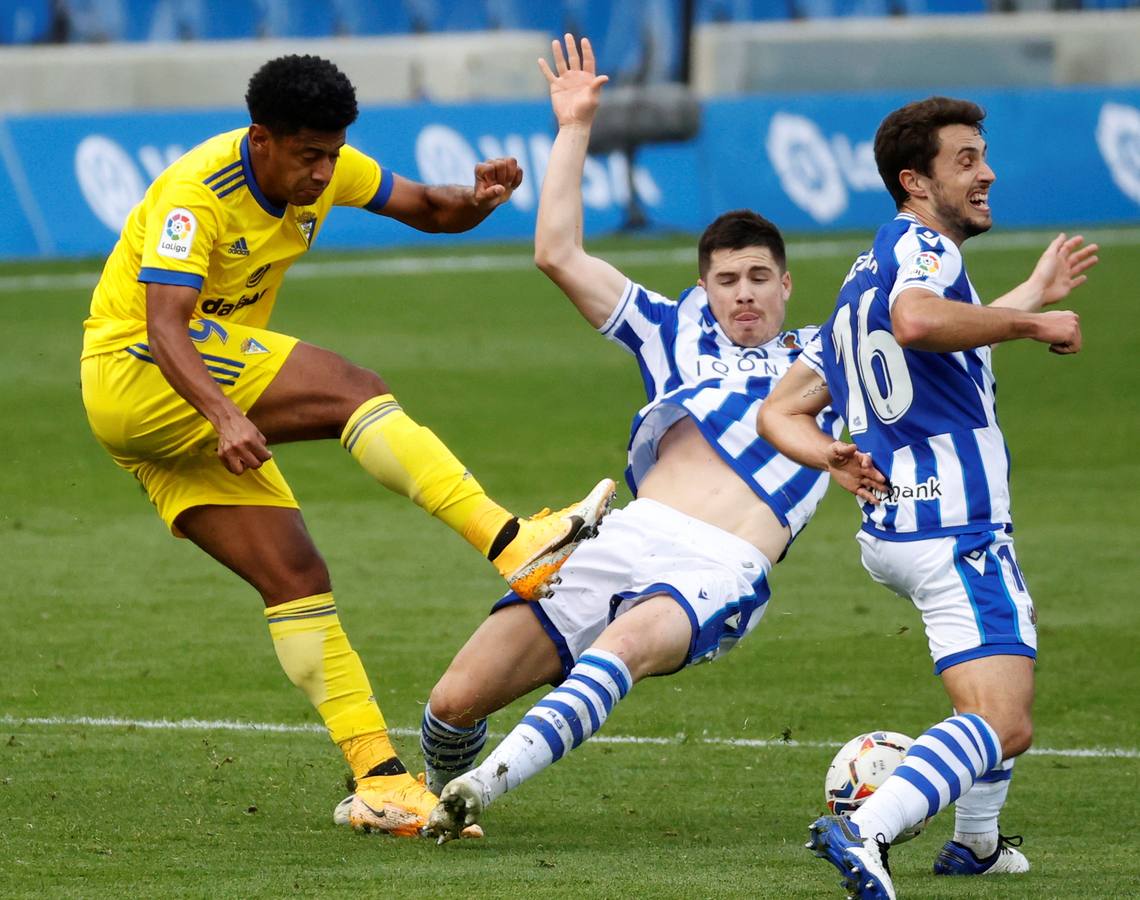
[628,497,772,572]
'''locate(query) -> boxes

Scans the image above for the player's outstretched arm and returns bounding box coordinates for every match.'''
[989,233,1099,312]
[893,287,1082,355]
[380,159,524,234]
[146,284,271,475]
[757,360,887,505]
[534,34,627,328]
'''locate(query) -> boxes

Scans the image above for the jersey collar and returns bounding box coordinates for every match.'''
[240,134,287,219]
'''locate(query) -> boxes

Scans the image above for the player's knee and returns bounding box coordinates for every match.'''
[260,554,332,605]
[319,357,390,426]
[349,363,388,400]
[998,717,1033,757]
[332,358,387,405]
[593,631,649,678]
[969,708,1033,758]
[428,675,483,729]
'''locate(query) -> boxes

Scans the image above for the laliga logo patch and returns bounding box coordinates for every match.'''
[902,250,941,281]
[1096,101,1140,207]
[913,251,941,275]
[157,207,196,260]
[165,213,191,241]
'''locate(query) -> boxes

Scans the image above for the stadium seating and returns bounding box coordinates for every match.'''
[897,0,988,14]
[791,0,893,17]
[333,1,416,36]
[0,0,53,43]
[697,0,795,21]
[4,0,1137,47]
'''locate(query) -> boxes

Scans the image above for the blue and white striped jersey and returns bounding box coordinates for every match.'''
[800,213,1012,541]
[600,278,842,538]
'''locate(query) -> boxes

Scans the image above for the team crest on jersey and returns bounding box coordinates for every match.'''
[902,250,941,281]
[296,211,317,246]
[780,332,801,350]
[158,208,196,260]
[241,337,270,355]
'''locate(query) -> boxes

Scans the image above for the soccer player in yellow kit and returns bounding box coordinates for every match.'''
[79,54,615,838]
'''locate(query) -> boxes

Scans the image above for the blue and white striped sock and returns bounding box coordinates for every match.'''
[851,713,1002,844]
[465,649,632,806]
[420,702,488,796]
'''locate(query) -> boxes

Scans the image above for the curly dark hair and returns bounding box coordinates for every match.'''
[874,96,986,209]
[245,55,358,135]
[698,210,786,277]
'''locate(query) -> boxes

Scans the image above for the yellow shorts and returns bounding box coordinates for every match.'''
[81,319,300,534]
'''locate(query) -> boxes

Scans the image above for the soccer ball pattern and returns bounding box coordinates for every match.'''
[824,730,927,843]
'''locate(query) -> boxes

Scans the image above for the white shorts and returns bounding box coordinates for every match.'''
[492,498,773,679]
[856,529,1037,675]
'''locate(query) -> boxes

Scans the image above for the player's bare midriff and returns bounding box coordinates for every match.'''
[637,415,791,562]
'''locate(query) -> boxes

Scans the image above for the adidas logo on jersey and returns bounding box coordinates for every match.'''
[227,237,250,256]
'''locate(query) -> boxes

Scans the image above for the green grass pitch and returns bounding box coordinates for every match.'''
[2,229,1138,898]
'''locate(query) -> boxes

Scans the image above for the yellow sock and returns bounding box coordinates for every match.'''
[264,593,388,750]
[339,731,401,781]
[341,394,512,555]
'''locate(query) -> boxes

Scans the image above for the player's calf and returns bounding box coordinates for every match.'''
[421,702,488,796]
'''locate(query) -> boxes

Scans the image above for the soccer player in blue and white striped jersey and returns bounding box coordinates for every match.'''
[758,96,1098,898]
[415,36,857,842]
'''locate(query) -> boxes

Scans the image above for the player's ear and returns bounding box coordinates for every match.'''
[248,123,271,152]
[782,270,792,302]
[899,168,926,200]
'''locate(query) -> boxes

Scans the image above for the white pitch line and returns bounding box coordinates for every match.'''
[2,226,1137,295]
[2,714,1136,760]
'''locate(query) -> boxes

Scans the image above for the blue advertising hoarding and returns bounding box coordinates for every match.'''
[2,86,1138,260]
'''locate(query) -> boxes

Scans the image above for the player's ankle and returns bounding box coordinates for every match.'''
[487,517,519,560]
[954,829,999,858]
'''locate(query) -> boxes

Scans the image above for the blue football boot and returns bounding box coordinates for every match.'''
[807,815,896,899]
[934,833,1029,875]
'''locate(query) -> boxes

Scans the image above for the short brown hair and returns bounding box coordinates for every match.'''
[698,210,786,277]
[874,96,986,209]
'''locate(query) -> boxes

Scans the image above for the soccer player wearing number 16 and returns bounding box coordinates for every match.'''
[757,97,1098,898]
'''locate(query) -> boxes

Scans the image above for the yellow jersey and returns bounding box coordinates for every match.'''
[82,127,391,358]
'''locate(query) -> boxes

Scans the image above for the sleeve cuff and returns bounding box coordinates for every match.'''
[799,351,824,377]
[364,169,394,213]
[138,267,205,290]
[598,279,635,336]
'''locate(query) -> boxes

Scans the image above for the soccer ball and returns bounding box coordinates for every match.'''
[824,731,926,844]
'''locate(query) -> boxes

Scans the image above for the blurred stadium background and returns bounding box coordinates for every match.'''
[2,0,1140,259]
[3,3,1139,897]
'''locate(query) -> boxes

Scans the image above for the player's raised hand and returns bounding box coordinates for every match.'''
[826,441,889,505]
[1030,233,1100,308]
[215,412,272,475]
[473,157,524,209]
[538,34,609,127]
